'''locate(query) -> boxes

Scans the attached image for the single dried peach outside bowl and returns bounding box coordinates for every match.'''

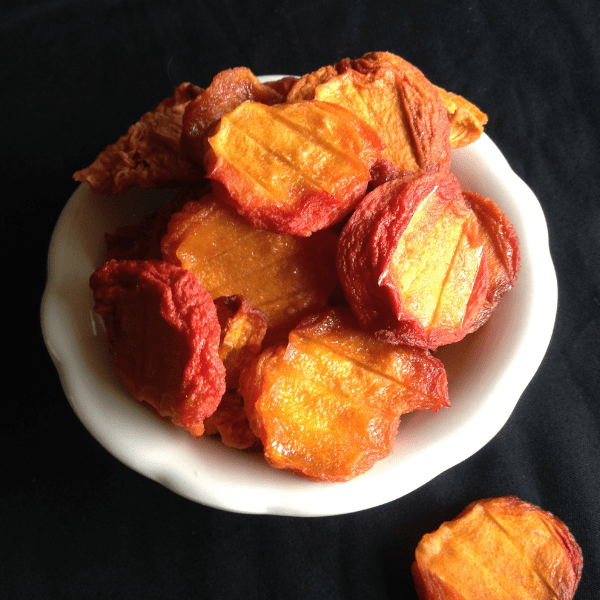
[40,76,557,516]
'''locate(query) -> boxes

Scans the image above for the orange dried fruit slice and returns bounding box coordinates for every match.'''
[360,51,488,149]
[203,99,385,236]
[412,496,583,600]
[337,172,519,349]
[287,53,452,177]
[434,85,488,148]
[240,307,449,482]
[161,188,339,343]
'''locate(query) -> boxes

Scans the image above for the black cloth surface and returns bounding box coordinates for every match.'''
[4,0,599,598]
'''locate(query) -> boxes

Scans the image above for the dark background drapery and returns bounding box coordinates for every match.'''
[3,1,599,597]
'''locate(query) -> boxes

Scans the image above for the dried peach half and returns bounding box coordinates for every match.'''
[161,187,339,343]
[240,307,449,482]
[294,56,452,178]
[337,172,519,349]
[360,51,487,149]
[89,259,225,437]
[203,99,385,236]
[412,496,583,600]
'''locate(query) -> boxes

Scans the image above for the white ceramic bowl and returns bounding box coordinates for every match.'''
[41,84,557,516]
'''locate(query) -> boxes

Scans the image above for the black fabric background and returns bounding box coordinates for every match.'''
[3,0,599,598]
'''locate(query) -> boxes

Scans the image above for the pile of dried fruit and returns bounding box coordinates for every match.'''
[78,51,520,483]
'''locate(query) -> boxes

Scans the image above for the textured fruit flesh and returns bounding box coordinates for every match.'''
[241,308,448,482]
[387,188,485,334]
[211,103,365,201]
[181,66,284,164]
[413,497,583,600]
[435,85,488,148]
[204,100,384,235]
[162,193,338,342]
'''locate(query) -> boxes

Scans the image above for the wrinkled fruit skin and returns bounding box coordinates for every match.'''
[90,259,225,437]
[412,496,583,600]
[240,307,449,482]
[337,172,519,349]
[434,85,488,149]
[203,390,261,450]
[74,83,205,195]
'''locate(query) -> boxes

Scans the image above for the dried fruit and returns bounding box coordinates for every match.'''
[314,66,449,177]
[359,51,488,149]
[337,172,519,349]
[287,53,452,178]
[74,83,205,195]
[240,307,449,482]
[215,294,268,390]
[465,189,521,309]
[285,63,341,103]
[79,53,520,485]
[435,85,488,149]
[89,259,225,437]
[412,496,583,600]
[203,99,385,236]
[263,75,300,97]
[161,187,339,343]
[203,390,261,450]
